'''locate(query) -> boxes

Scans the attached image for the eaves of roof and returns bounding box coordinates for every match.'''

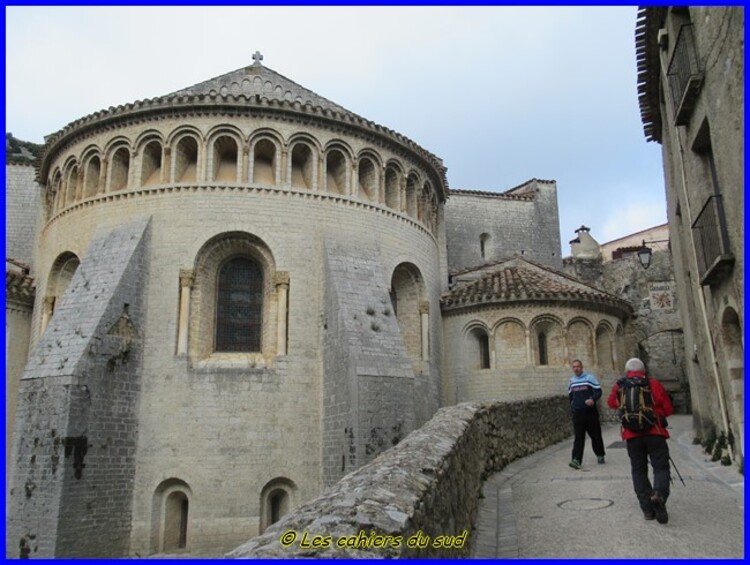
[36,62,449,200]
[442,257,632,319]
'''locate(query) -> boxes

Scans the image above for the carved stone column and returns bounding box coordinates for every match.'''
[243,145,250,183]
[162,147,171,184]
[100,157,108,194]
[350,159,358,199]
[76,169,84,201]
[177,269,194,355]
[419,301,430,361]
[379,165,386,204]
[282,149,290,188]
[275,272,290,356]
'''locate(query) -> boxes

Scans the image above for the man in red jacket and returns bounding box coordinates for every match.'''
[607,357,674,524]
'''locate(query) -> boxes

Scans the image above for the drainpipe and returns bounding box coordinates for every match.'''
[657,30,734,459]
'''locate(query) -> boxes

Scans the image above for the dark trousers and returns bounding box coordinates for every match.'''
[571,410,605,462]
[626,434,671,511]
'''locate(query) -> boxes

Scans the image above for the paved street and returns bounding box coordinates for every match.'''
[472,414,744,558]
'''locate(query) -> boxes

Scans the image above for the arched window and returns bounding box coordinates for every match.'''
[479,332,491,369]
[326,149,347,195]
[260,478,296,534]
[110,147,130,192]
[532,317,564,366]
[385,166,401,210]
[291,143,313,189]
[215,257,263,352]
[164,491,188,551]
[141,140,163,186]
[253,139,276,185]
[405,174,418,218]
[174,136,198,182]
[538,332,548,366]
[468,326,491,370]
[212,135,238,182]
[83,156,101,198]
[358,157,378,202]
[150,478,192,555]
[480,233,490,261]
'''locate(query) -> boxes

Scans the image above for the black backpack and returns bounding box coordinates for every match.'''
[617,376,659,432]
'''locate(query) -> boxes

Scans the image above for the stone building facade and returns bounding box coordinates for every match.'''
[442,256,631,407]
[564,225,690,414]
[6,56,649,557]
[636,6,744,464]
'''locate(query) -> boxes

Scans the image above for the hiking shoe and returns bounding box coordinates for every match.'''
[568,459,581,470]
[597,456,605,464]
[651,493,668,524]
[643,509,656,520]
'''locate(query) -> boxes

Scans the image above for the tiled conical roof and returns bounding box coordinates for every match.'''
[167,56,352,116]
[442,256,631,316]
[38,54,449,197]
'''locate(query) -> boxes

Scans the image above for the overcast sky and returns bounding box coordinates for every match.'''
[5,6,667,249]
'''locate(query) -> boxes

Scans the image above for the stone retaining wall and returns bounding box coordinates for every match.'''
[228,395,571,558]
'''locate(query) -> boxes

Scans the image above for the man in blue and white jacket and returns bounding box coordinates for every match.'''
[567,359,606,469]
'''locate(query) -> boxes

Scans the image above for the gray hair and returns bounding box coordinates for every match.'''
[625,357,645,373]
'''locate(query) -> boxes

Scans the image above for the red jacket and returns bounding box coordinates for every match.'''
[607,371,673,440]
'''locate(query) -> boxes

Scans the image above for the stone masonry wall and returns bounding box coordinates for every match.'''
[563,250,689,413]
[322,238,415,486]
[5,163,41,268]
[6,217,151,558]
[228,395,571,558]
[444,181,563,273]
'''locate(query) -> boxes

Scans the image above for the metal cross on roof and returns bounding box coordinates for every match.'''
[252,51,264,65]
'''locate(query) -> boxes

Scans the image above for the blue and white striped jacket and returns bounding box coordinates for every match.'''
[568,371,602,413]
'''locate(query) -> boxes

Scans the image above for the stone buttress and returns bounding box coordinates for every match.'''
[6,217,151,558]
[322,237,415,486]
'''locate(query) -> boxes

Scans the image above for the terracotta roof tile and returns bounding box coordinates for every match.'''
[442,256,631,316]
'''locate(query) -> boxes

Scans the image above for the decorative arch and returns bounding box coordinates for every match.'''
[140,138,164,187]
[259,477,297,534]
[288,135,320,190]
[418,182,431,225]
[390,262,425,372]
[530,315,565,366]
[50,169,63,213]
[150,478,192,555]
[250,132,282,186]
[567,317,595,367]
[595,321,615,372]
[190,231,278,362]
[357,153,380,203]
[62,159,80,206]
[108,144,131,192]
[384,162,403,211]
[43,252,81,332]
[464,321,491,370]
[81,150,102,199]
[405,172,419,218]
[493,318,527,370]
[207,132,240,182]
[171,131,201,183]
[325,147,348,195]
